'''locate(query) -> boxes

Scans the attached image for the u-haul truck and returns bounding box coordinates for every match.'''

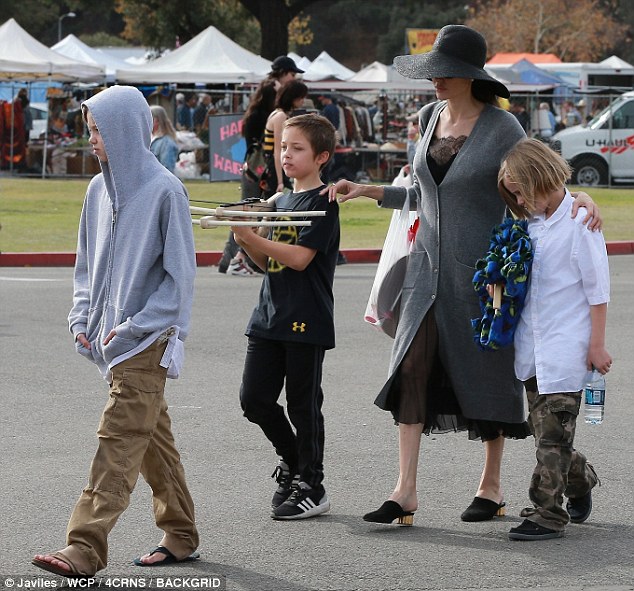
[551,90,634,186]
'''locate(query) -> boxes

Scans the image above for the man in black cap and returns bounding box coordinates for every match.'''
[269,55,304,88]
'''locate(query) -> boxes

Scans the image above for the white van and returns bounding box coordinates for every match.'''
[28,102,48,141]
[551,90,634,186]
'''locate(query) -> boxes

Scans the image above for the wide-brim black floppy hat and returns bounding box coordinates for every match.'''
[393,25,510,99]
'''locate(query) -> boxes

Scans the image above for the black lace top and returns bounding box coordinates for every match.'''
[426,135,467,185]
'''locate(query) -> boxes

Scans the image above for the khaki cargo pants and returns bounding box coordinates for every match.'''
[522,377,599,531]
[66,338,198,573]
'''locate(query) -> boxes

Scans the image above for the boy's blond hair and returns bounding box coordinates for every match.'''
[283,113,336,170]
[498,138,571,218]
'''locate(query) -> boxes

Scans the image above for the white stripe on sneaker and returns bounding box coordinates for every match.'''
[298,499,316,512]
[272,493,330,520]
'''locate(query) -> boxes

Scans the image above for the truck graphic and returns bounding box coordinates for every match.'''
[551,91,634,186]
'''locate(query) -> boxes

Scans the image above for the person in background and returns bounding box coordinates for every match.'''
[325,24,601,527]
[176,92,196,131]
[498,138,610,541]
[576,99,589,123]
[268,55,305,89]
[262,80,309,197]
[405,110,422,170]
[150,105,179,174]
[317,94,341,186]
[237,56,304,199]
[218,84,276,275]
[31,85,199,580]
[226,81,309,277]
[17,88,32,145]
[240,83,278,200]
[563,100,582,127]
[193,93,214,134]
[318,94,340,134]
[537,102,557,139]
[510,101,529,132]
[217,55,304,275]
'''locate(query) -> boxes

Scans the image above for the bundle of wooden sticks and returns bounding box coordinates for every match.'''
[190,199,325,229]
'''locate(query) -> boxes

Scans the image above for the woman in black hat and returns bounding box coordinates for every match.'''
[325,25,600,525]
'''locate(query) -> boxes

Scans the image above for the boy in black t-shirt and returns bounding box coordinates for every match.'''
[232,114,339,520]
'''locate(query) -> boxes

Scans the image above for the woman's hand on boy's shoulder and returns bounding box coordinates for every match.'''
[571,191,602,231]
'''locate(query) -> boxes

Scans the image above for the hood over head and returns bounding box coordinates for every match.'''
[82,85,168,208]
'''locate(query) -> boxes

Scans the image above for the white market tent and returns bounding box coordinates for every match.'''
[52,34,130,82]
[0,18,105,81]
[97,46,155,66]
[349,61,405,83]
[306,59,541,94]
[302,51,355,81]
[0,18,105,176]
[116,26,271,84]
[343,60,430,90]
[305,59,430,92]
[598,55,634,70]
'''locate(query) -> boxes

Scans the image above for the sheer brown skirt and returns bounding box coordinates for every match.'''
[375,308,530,442]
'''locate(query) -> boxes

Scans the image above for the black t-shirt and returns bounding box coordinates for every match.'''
[246,186,340,349]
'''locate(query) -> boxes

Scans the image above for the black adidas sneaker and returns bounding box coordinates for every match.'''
[272,481,330,520]
[271,461,299,509]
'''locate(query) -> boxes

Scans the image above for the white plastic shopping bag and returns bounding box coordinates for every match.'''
[364,167,419,338]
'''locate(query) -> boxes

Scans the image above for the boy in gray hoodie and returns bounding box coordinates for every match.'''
[32,86,199,579]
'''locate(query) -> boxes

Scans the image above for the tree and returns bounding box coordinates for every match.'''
[237,0,328,58]
[299,0,467,69]
[0,0,124,46]
[466,0,628,62]
[376,0,467,65]
[609,0,634,63]
[116,0,260,52]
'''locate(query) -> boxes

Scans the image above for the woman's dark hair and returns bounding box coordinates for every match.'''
[275,80,308,112]
[243,82,276,124]
[472,80,500,106]
[242,81,276,142]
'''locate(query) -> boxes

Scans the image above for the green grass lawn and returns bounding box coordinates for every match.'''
[1,176,633,252]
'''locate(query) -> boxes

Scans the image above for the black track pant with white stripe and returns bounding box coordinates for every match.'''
[240,336,325,490]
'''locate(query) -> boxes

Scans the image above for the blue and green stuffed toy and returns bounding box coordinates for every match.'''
[472,218,533,351]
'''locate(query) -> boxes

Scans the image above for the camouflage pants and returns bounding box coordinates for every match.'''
[522,378,599,531]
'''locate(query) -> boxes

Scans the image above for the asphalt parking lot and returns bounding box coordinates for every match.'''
[1,259,633,591]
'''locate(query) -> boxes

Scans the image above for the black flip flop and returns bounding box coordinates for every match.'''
[133,546,200,567]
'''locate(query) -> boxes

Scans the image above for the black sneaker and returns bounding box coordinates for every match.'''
[508,519,564,541]
[566,491,592,523]
[272,481,330,520]
[271,461,299,509]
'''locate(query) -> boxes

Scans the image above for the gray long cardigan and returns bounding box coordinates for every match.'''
[378,101,527,423]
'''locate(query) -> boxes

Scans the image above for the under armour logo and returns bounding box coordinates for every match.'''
[292,322,306,333]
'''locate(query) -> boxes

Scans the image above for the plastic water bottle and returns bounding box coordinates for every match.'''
[584,369,605,425]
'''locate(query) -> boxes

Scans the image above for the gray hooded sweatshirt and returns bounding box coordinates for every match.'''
[68,85,196,379]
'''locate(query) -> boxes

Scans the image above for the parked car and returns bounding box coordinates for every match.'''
[28,102,48,141]
[550,90,634,186]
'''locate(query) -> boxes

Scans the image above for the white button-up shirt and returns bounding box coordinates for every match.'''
[514,190,610,394]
